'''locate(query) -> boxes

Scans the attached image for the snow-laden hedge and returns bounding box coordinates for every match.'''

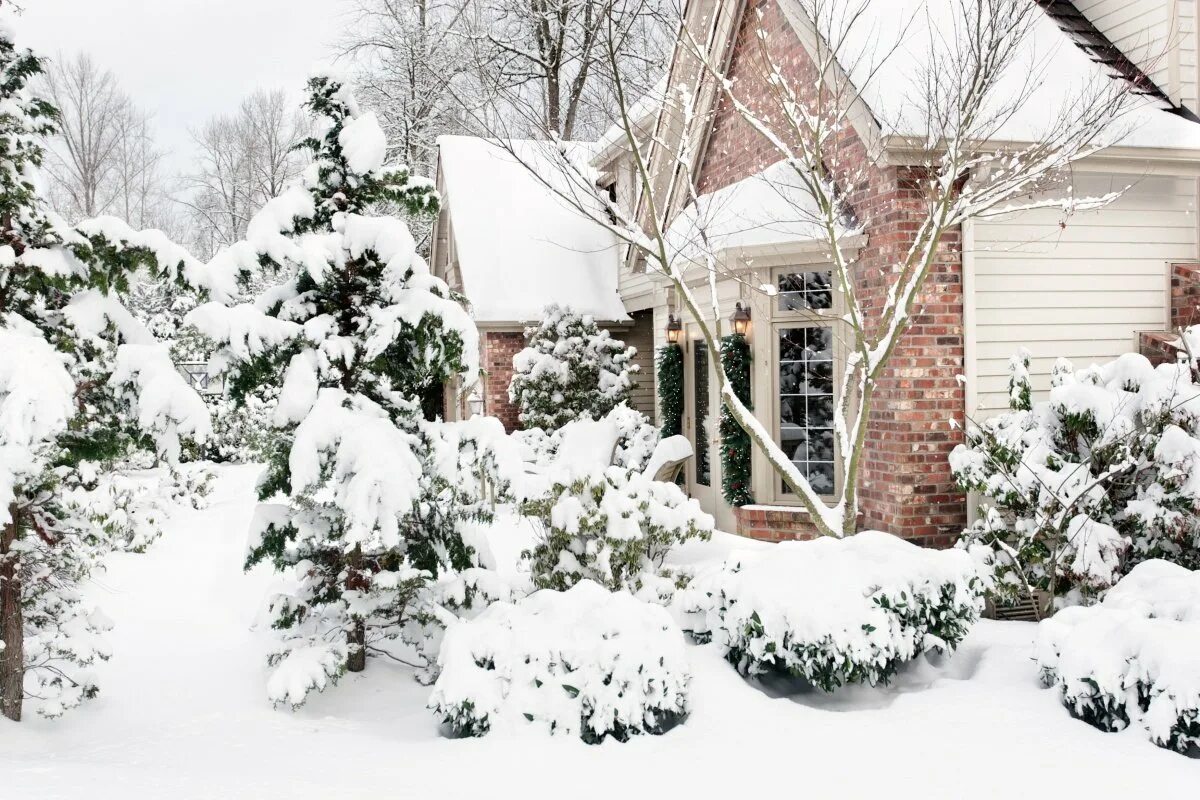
[1036,559,1200,754]
[428,580,691,742]
[522,464,713,600]
[951,350,1200,605]
[677,531,987,691]
[508,305,638,431]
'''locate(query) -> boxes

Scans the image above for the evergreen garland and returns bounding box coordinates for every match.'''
[719,334,754,506]
[656,343,684,438]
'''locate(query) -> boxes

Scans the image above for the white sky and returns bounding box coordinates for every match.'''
[13,0,350,171]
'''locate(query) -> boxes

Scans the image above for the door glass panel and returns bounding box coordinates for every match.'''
[694,341,710,486]
[778,326,834,494]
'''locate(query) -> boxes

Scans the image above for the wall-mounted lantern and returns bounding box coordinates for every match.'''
[665,313,683,345]
[730,302,752,338]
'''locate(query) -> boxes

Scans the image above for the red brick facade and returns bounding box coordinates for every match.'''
[700,0,966,546]
[483,331,523,432]
[1170,262,1200,332]
[1139,262,1200,366]
[735,506,820,542]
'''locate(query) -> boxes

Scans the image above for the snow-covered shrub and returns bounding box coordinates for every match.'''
[522,465,713,599]
[677,532,986,691]
[512,403,658,473]
[428,580,691,742]
[61,463,213,553]
[508,304,638,431]
[186,386,279,464]
[951,349,1200,606]
[1035,560,1200,754]
[608,403,660,471]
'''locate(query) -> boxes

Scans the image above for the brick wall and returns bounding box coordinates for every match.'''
[1170,263,1200,332]
[1139,331,1181,366]
[735,506,820,542]
[697,0,967,546]
[483,331,523,432]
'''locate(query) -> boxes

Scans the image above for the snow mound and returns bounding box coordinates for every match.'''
[429,580,691,742]
[676,531,987,691]
[1036,560,1200,754]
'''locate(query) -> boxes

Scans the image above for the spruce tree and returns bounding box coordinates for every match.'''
[0,30,210,721]
[188,73,480,702]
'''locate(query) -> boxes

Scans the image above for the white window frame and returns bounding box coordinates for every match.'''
[767,264,843,504]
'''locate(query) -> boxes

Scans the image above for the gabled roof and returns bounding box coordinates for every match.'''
[1034,0,1199,124]
[833,1,1200,148]
[436,136,628,324]
[657,0,1200,179]
[664,160,847,265]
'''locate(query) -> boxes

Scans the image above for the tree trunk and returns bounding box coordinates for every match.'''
[0,505,23,722]
[347,619,366,673]
[346,544,366,673]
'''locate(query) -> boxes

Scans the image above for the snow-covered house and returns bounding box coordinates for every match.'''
[430,136,655,427]
[435,0,1200,544]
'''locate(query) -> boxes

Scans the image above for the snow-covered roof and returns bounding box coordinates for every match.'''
[665,160,842,265]
[437,136,628,324]
[594,76,668,161]
[841,1,1200,149]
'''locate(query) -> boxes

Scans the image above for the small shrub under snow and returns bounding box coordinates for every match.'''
[1035,559,1200,755]
[522,464,713,600]
[676,531,987,691]
[428,580,691,742]
[187,386,280,464]
[952,349,1200,606]
[508,305,638,431]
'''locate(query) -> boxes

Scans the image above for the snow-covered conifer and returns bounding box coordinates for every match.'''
[0,29,210,721]
[508,304,638,431]
[187,72,483,702]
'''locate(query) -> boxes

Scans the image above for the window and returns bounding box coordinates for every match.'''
[694,341,710,486]
[778,326,835,495]
[777,270,833,312]
[600,180,618,224]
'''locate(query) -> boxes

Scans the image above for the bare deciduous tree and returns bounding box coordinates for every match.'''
[476,0,677,139]
[39,52,180,236]
[341,0,480,175]
[500,0,1140,536]
[179,89,307,259]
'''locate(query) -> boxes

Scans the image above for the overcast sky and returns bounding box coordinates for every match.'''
[13,0,350,171]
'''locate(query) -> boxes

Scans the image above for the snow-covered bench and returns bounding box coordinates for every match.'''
[642,435,692,483]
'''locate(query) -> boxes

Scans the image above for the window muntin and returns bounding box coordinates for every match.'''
[778,326,835,495]
[777,270,832,312]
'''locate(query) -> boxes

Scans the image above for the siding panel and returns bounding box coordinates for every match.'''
[970,173,1197,413]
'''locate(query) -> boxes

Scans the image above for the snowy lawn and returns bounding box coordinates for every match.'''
[1,465,1196,798]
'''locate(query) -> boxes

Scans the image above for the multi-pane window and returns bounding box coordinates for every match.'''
[777,270,833,312]
[778,326,835,494]
[694,341,710,486]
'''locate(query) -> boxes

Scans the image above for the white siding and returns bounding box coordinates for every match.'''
[1074,0,1175,96]
[969,173,1198,413]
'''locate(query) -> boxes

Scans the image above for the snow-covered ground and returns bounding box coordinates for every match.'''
[1,465,1196,798]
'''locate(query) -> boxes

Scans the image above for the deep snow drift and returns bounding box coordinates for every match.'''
[0,465,1196,798]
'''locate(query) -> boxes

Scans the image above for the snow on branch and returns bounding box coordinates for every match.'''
[110,344,212,463]
[287,389,424,551]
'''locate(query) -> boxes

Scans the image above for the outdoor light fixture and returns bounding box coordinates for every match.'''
[731,302,752,337]
[665,314,683,344]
